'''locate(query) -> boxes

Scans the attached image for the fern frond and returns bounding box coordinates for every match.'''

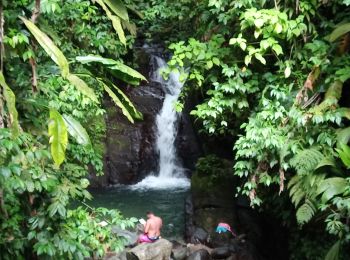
[290,147,325,175]
[296,200,316,225]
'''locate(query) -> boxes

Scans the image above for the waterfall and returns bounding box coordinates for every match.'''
[132,56,190,190]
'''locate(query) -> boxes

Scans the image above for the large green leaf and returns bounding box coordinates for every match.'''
[20,17,69,77]
[94,0,126,45]
[316,177,348,203]
[105,79,142,120]
[326,22,350,42]
[103,0,129,21]
[22,17,98,102]
[336,127,350,147]
[62,114,91,146]
[48,109,68,167]
[0,72,20,137]
[76,55,147,85]
[66,74,98,103]
[325,240,341,260]
[98,79,142,123]
[336,143,350,169]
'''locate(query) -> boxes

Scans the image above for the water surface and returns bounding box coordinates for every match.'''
[89,186,190,241]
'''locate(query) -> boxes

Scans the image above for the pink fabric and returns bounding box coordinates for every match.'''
[218,223,232,231]
[138,234,153,243]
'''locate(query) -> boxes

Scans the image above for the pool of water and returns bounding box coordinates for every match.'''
[88,186,190,240]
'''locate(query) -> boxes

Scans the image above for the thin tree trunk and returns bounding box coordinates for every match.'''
[29,0,40,93]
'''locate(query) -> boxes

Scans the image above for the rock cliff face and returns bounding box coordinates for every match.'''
[90,46,201,186]
[186,158,289,260]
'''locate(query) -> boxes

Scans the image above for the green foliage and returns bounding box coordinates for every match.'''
[0,0,143,258]
[0,72,20,137]
[76,55,147,85]
[145,0,350,258]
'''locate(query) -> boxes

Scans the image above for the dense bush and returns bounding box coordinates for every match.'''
[142,0,350,258]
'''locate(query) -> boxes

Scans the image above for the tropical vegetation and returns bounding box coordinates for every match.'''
[1,0,350,259]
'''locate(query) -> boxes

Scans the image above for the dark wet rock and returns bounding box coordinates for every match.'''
[187,244,213,255]
[185,195,195,242]
[209,232,233,248]
[225,255,238,260]
[191,227,209,244]
[126,238,172,260]
[186,249,212,260]
[211,247,231,259]
[176,109,202,173]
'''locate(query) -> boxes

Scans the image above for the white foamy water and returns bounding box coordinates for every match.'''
[132,56,189,190]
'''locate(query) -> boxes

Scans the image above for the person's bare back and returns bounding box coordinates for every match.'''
[145,214,162,237]
[137,211,163,243]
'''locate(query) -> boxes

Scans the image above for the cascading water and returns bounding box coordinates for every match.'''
[132,56,190,189]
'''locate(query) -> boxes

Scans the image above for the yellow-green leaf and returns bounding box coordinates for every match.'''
[0,72,20,137]
[94,0,126,45]
[98,79,142,123]
[103,0,129,21]
[76,55,147,85]
[48,109,68,167]
[66,74,99,103]
[20,17,69,77]
[63,114,91,146]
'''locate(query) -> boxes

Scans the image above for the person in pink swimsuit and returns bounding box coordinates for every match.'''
[138,211,163,243]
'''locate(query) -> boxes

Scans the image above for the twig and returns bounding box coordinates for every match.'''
[29,0,41,93]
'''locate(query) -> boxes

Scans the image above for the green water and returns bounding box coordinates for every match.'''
[89,186,190,240]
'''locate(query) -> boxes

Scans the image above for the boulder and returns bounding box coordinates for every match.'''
[191,227,209,244]
[186,249,211,260]
[112,227,138,247]
[209,232,232,248]
[126,239,172,260]
[104,250,127,260]
[187,244,213,255]
[171,246,188,260]
[211,247,231,259]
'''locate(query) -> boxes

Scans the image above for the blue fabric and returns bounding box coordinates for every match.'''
[216,226,229,233]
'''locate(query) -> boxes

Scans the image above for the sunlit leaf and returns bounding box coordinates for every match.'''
[97,79,142,123]
[20,17,69,77]
[76,55,147,85]
[66,74,99,103]
[103,0,129,21]
[48,109,68,167]
[94,0,126,45]
[63,114,91,146]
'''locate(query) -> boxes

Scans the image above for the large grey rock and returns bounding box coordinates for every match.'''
[171,241,188,260]
[186,249,211,260]
[126,239,173,260]
[111,227,138,247]
[104,250,127,260]
[187,244,213,255]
